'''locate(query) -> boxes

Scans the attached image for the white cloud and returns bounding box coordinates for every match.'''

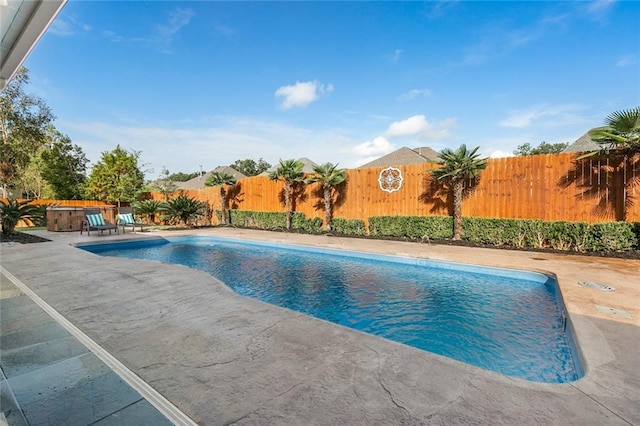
[102,7,194,53]
[275,80,334,109]
[385,115,456,140]
[390,49,403,63]
[49,16,91,37]
[398,89,432,101]
[498,104,587,129]
[489,150,515,158]
[616,54,638,67]
[59,116,364,179]
[350,137,396,167]
[351,136,393,156]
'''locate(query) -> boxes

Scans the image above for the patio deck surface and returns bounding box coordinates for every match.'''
[1,227,638,425]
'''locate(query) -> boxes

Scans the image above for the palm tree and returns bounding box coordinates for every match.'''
[430,144,488,240]
[0,199,41,235]
[268,159,305,230]
[305,162,347,231]
[587,106,640,154]
[578,106,640,219]
[205,172,237,225]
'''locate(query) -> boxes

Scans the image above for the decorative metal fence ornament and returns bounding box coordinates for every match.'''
[378,167,403,193]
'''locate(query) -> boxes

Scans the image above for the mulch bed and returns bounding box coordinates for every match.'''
[0,231,51,244]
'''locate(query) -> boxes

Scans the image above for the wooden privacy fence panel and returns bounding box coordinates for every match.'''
[151,153,640,225]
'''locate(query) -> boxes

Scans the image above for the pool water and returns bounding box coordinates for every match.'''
[81,236,583,383]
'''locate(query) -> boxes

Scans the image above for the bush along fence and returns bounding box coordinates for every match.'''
[214,209,639,253]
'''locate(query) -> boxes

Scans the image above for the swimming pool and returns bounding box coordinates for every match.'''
[81,236,584,383]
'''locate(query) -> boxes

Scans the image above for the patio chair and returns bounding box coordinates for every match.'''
[117,207,148,233]
[81,208,119,236]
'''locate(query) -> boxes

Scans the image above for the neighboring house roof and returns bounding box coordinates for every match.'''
[259,157,320,176]
[563,131,601,153]
[174,166,247,190]
[358,146,439,169]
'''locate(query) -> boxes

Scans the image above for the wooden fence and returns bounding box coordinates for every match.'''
[149,153,640,225]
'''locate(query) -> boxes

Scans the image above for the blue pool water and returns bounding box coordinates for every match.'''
[81,236,583,383]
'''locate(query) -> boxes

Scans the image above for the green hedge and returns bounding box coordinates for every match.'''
[331,218,366,235]
[227,210,322,233]
[222,209,638,253]
[369,216,453,240]
[368,215,637,252]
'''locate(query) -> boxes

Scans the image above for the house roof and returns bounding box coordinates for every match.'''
[175,166,247,190]
[563,130,602,153]
[358,146,439,169]
[259,157,320,176]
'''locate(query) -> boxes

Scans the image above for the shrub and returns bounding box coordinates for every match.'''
[160,194,206,226]
[547,221,592,252]
[0,199,42,235]
[589,222,637,252]
[133,199,164,223]
[227,210,322,233]
[369,216,452,240]
[331,218,366,236]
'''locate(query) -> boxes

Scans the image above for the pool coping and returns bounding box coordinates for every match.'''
[1,228,638,424]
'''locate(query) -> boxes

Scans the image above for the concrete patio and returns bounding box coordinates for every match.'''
[1,227,638,425]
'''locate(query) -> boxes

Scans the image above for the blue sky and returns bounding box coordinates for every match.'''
[24,0,640,179]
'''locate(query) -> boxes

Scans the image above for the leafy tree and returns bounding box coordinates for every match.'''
[268,159,305,230]
[40,129,88,199]
[430,144,488,240]
[0,67,54,197]
[0,199,42,235]
[85,145,145,207]
[204,172,237,225]
[160,194,205,226]
[169,171,200,181]
[230,158,271,176]
[513,141,569,156]
[153,166,177,201]
[13,150,53,199]
[305,162,347,231]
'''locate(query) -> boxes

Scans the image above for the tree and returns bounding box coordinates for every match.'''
[268,159,305,230]
[153,166,177,201]
[85,145,145,207]
[587,106,640,154]
[430,144,488,240]
[205,172,237,225]
[14,150,53,199]
[169,171,200,181]
[305,162,347,231]
[40,129,88,199]
[230,158,271,176]
[575,106,640,220]
[0,67,54,197]
[513,141,569,156]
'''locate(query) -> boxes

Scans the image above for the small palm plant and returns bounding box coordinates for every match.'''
[268,159,306,231]
[205,172,237,225]
[133,199,164,223]
[430,144,488,240]
[160,194,206,226]
[305,162,347,231]
[0,199,42,235]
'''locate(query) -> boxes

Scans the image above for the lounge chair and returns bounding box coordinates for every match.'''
[117,207,148,233]
[81,209,119,236]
